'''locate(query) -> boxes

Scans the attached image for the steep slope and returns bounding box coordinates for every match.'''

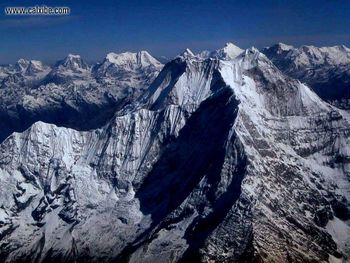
[262,43,350,110]
[0,45,350,263]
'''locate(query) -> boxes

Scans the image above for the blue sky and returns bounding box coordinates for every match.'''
[1,0,350,64]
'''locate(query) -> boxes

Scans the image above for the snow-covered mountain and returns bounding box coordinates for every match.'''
[44,54,91,85]
[0,44,350,263]
[0,59,51,88]
[0,51,163,143]
[262,43,350,109]
[93,51,163,86]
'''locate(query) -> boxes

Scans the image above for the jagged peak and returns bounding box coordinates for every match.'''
[178,48,195,58]
[15,58,30,69]
[60,54,85,64]
[16,58,29,64]
[56,54,89,71]
[138,50,162,67]
[223,42,243,52]
[241,46,261,57]
[210,42,244,60]
[238,46,277,71]
[25,60,49,74]
[12,59,31,73]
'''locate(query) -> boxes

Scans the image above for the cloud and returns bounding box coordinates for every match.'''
[0,15,76,29]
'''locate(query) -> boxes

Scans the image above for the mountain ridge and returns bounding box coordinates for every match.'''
[0,43,349,262]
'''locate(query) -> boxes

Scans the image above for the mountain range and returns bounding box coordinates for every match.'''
[262,43,350,109]
[0,42,349,263]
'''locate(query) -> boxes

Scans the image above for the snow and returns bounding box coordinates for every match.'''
[277,42,294,51]
[215,42,244,60]
[328,254,343,263]
[106,52,136,64]
[266,43,350,68]
[105,51,162,68]
[178,48,195,58]
[194,42,244,60]
[0,42,350,262]
[66,54,81,59]
[0,207,10,223]
[326,217,350,257]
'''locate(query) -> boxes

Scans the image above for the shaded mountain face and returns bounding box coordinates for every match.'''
[0,45,350,263]
[0,52,163,143]
[262,43,350,109]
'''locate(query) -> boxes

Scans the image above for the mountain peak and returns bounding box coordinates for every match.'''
[211,42,243,60]
[339,44,350,51]
[138,50,162,67]
[25,60,49,75]
[17,58,29,64]
[276,42,294,51]
[179,48,195,58]
[106,51,132,63]
[105,51,162,68]
[56,54,89,71]
[66,54,81,59]
[15,58,30,71]
[224,42,242,50]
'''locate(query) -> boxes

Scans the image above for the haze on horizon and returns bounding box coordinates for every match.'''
[1,0,350,64]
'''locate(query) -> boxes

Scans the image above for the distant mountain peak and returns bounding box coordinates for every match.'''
[15,58,30,71]
[212,42,244,60]
[56,54,89,72]
[195,42,244,61]
[223,42,242,50]
[178,48,195,58]
[66,54,81,59]
[16,58,29,64]
[25,60,49,75]
[105,51,162,68]
[276,42,294,50]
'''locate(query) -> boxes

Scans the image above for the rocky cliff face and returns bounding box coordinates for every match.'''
[0,45,350,263]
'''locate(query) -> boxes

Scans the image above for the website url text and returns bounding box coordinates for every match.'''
[5,6,71,16]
